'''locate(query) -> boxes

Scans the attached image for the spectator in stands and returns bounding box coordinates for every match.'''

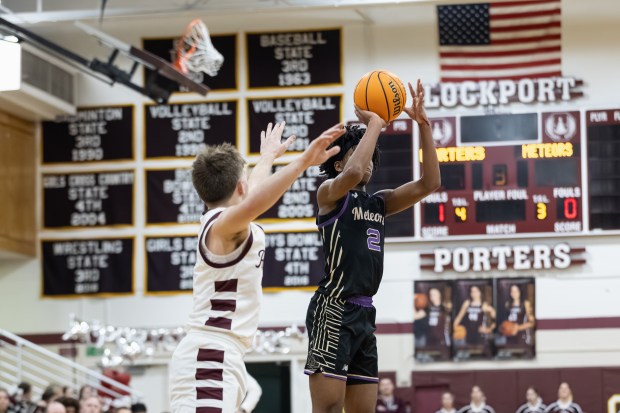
[14,383,36,413]
[77,388,94,404]
[435,392,456,413]
[57,398,79,413]
[236,373,262,413]
[80,397,101,413]
[45,402,65,413]
[129,403,146,413]
[38,386,62,411]
[1,388,16,413]
[458,386,496,413]
[516,387,546,413]
[60,389,73,401]
[544,383,583,413]
[376,378,408,413]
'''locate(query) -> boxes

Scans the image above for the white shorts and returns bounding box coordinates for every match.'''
[169,331,248,413]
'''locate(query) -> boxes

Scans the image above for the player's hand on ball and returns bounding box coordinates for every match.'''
[404,79,430,127]
[260,121,296,160]
[354,105,387,128]
[301,123,345,166]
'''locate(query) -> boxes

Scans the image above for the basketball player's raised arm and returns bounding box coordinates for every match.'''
[212,124,344,238]
[376,80,441,217]
[248,122,296,193]
[317,106,385,209]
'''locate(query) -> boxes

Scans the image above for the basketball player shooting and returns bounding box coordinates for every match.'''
[304,80,441,413]
[168,121,344,413]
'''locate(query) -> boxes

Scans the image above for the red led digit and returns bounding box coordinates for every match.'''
[564,198,577,219]
[439,203,445,223]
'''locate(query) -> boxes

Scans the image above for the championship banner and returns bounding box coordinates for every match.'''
[42,171,134,229]
[259,165,320,223]
[42,238,134,297]
[263,230,324,291]
[145,168,204,225]
[142,34,237,92]
[145,235,196,294]
[414,280,453,362]
[42,106,134,164]
[144,100,237,158]
[247,95,341,156]
[452,279,495,360]
[494,277,536,359]
[246,28,342,89]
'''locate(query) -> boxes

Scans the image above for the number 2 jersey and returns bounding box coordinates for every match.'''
[315,190,386,299]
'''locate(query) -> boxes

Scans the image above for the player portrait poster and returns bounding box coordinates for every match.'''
[413,281,452,362]
[452,279,495,360]
[495,277,536,359]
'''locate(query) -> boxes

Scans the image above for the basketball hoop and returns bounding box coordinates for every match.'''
[174,19,224,77]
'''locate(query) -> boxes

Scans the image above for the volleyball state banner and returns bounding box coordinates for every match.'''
[42,238,134,297]
[145,235,196,294]
[144,100,237,158]
[262,230,324,291]
[42,106,134,163]
[142,34,237,92]
[246,95,341,156]
[246,28,341,88]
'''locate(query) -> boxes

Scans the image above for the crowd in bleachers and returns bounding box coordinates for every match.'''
[0,383,147,413]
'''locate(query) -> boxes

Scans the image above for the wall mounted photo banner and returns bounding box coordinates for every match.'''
[246,28,342,88]
[42,106,134,164]
[42,238,134,297]
[414,280,453,362]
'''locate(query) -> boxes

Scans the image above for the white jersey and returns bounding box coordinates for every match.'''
[186,208,266,349]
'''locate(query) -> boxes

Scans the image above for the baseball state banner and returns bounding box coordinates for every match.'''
[41,238,134,298]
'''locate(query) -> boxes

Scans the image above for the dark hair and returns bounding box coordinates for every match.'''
[319,125,380,179]
[506,283,525,308]
[78,385,92,401]
[469,284,483,300]
[41,385,60,403]
[192,143,245,205]
[131,403,147,413]
[18,382,32,395]
[58,397,80,411]
[526,386,539,396]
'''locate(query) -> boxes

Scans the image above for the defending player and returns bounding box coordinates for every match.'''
[169,121,344,413]
[304,80,441,413]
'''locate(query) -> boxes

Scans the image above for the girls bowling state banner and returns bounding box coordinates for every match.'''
[145,235,196,294]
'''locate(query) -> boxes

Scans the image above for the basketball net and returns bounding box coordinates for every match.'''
[174,19,223,77]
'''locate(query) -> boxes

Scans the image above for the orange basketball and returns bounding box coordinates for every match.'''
[453,325,467,341]
[500,320,519,337]
[414,293,429,310]
[354,70,406,123]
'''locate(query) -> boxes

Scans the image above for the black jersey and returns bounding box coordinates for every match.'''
[462,303,485,344]
[427,304,449,345]
[516,402,547,413]
[457,404,496,413]
[507,302,531,344]
[316,190,385,299]
[544,402,583,413]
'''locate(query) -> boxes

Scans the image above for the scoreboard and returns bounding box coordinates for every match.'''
[420,111,584,238]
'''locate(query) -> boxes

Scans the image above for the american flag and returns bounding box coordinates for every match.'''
[437,0,562,82]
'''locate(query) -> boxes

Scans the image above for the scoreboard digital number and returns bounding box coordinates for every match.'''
[421,112,583,238]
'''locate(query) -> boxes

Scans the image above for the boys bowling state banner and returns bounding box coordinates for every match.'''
[262,229,324,291]
[42,238,134,297]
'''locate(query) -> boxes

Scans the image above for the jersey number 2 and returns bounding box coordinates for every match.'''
[367,228,381,252]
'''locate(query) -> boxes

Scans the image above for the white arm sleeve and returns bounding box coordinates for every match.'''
[240,373,262,413]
